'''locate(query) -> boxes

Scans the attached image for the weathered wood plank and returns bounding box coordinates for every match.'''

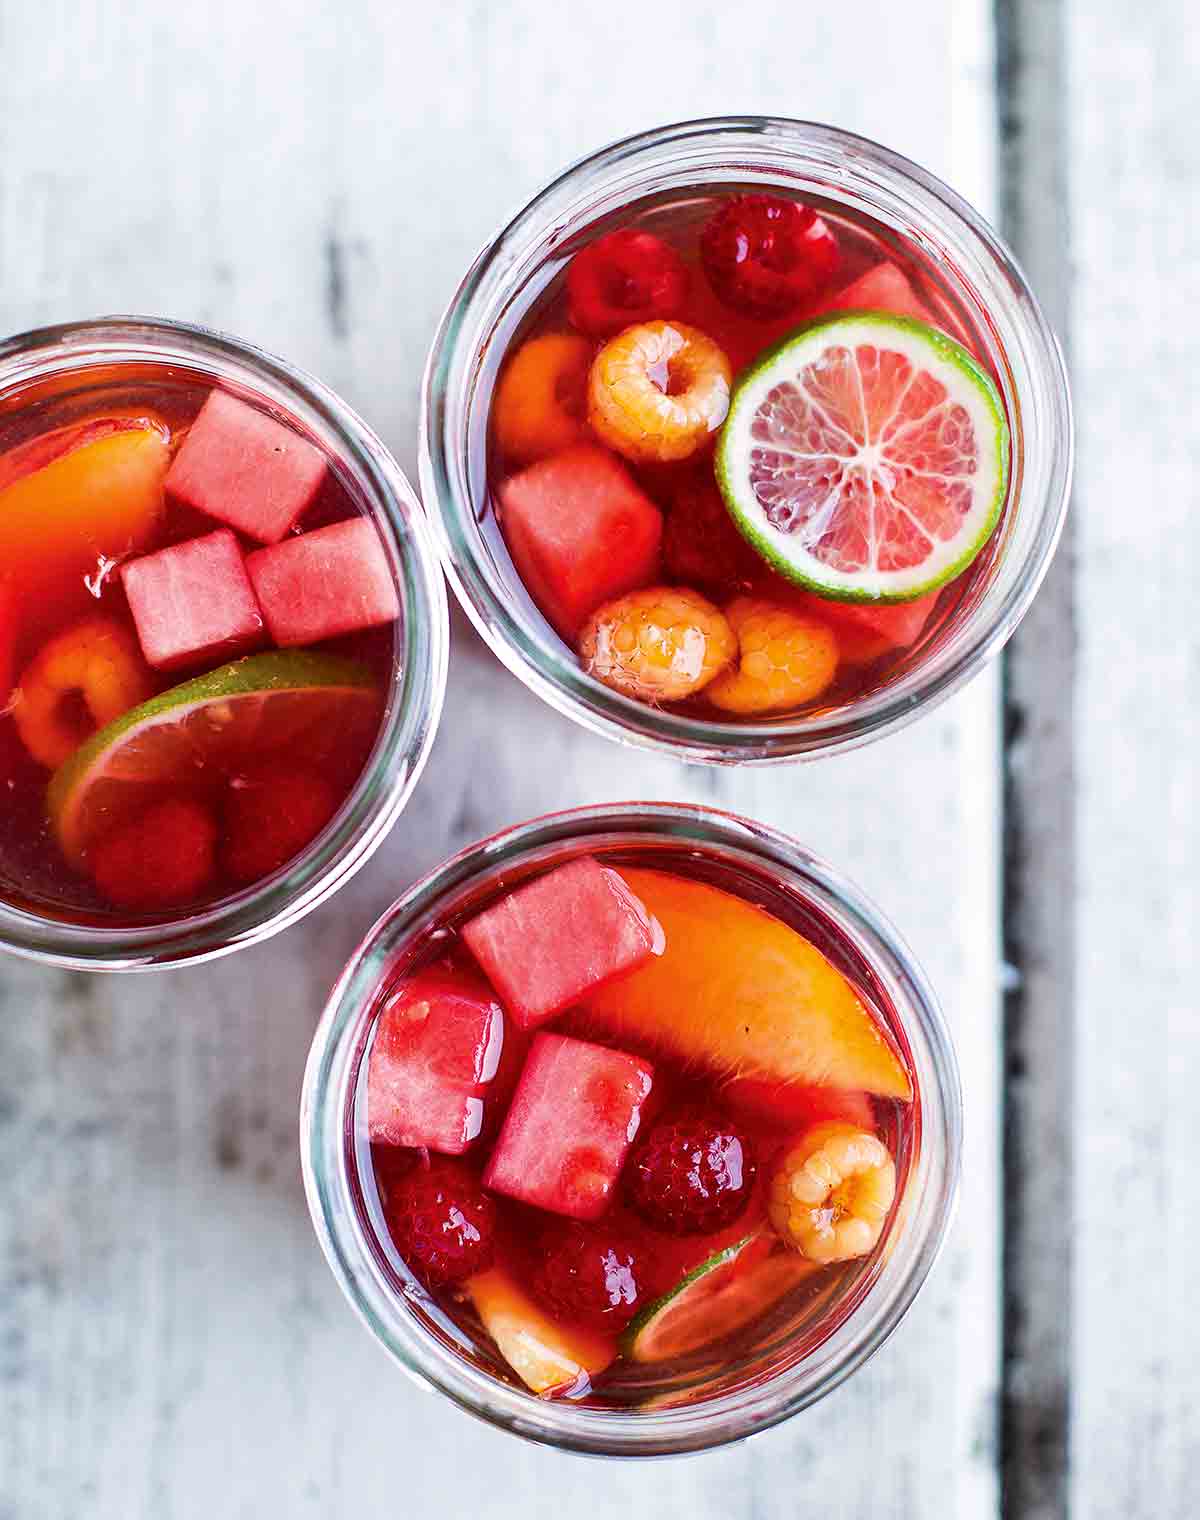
[995,2,1076,1516]
[0,3,1002,1516]
[1063,2,1200,1515]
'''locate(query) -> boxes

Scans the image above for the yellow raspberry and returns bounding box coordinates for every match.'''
[768,1122,897,1265]
[707,597,839,714]
[578,586,736,702]
[588,322,732,464]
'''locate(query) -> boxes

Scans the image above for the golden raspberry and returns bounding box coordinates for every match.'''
[588,322,732,464]
[579,586,736,702]
[768,1122,897,1265]
[707,597,838,714]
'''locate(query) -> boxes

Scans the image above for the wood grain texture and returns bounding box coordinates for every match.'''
[1065,2,1200,1515]
[995,2,1076,1515]
[0,3,1002,1517]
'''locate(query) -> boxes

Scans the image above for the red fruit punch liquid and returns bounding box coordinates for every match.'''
[0,365,397,924]
[486,187,1010,722]
[352,842,919,1409]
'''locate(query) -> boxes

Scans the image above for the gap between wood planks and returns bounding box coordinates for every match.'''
[994,0,1075,1517]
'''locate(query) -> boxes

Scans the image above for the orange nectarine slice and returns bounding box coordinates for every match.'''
[0,423,169,611]
[468,1267,615,1397]
[585,869,913,1101]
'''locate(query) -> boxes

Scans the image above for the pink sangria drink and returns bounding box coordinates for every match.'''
[0,319,446,967]
[302,806,961,1454]
[422,119,1071,762]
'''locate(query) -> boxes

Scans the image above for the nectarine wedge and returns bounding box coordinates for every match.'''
[0,423,169,615]
[468,1267,615,1397]
[584,869,913,1101]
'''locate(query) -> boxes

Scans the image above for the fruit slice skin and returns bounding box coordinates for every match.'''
[367,965,505,1154]
[462,855,663,1030]
[585,869,913,1101]
[483,1032,654,1221]
[0,424,168,614]
[166,389,326,544]
[622,1232,816,1362]
[468,1267,615,1397]
[245,518,399,648]
[121,528,265,670]
[716,312,1009,603]
[498,444,663,640]
[47,650,379,867]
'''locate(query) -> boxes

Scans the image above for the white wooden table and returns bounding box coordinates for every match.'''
[0,3,1193,1516]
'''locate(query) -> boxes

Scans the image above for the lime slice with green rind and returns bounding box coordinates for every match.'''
[48,650,380,865]
[715,311,1009,603]
[622,1233,815,1363]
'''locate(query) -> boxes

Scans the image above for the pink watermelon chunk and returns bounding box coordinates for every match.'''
[483,1032,653,1219]
[462,856,664,1030]
[245,517,399,648]
[367,965,505,1154]
[498,444,663,640]
[793,587,941,664]
[820,261,937,326]
[121,528,264,670]
[166,390,327,544]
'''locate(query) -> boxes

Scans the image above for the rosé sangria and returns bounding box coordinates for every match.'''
[488,191,1009,720]
[0,341,410,931]
[423,120,1071,761]
[302,807,959,1451]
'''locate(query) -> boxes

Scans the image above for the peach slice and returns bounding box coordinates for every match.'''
[0,422,169,616]
[468,1267,615,1397]
[584,869,913,1101]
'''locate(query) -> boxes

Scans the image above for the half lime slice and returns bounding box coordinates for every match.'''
[622,1234,815,1363]
[716,312,1009,602]
[48,651,381,866]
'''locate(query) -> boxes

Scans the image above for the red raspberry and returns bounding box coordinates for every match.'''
[626,1110,756,1235]
[382,1156,497,1289]
[222,764,339,885]
[567,230,690,337]
[663,468,763,595]
[91,796,217,911]
[534,1222,645,1330]
[700,195,840,319]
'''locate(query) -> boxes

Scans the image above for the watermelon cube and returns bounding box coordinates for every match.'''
[794,588,941,665]
[244,517,399,648]
[498,444,663,640]
[367,965,505,1154]
[166,389,327,544]
[821,261,937,326]
[462,856,663,1030]
[120,528,264,670]
[483,1032,654,1219]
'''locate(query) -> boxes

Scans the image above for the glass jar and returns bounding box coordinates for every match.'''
[0,316,448,969]
[301,802,961,1455]
[420,116,1072,763]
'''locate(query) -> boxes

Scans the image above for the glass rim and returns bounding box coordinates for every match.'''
[420,114,1073,764]
[0,314,449,970]
[300,801,963,1456]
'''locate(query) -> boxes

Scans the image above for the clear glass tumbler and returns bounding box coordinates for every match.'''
[421,116,1072,763]
[301,802,961,1455]
[0,316,448,970]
